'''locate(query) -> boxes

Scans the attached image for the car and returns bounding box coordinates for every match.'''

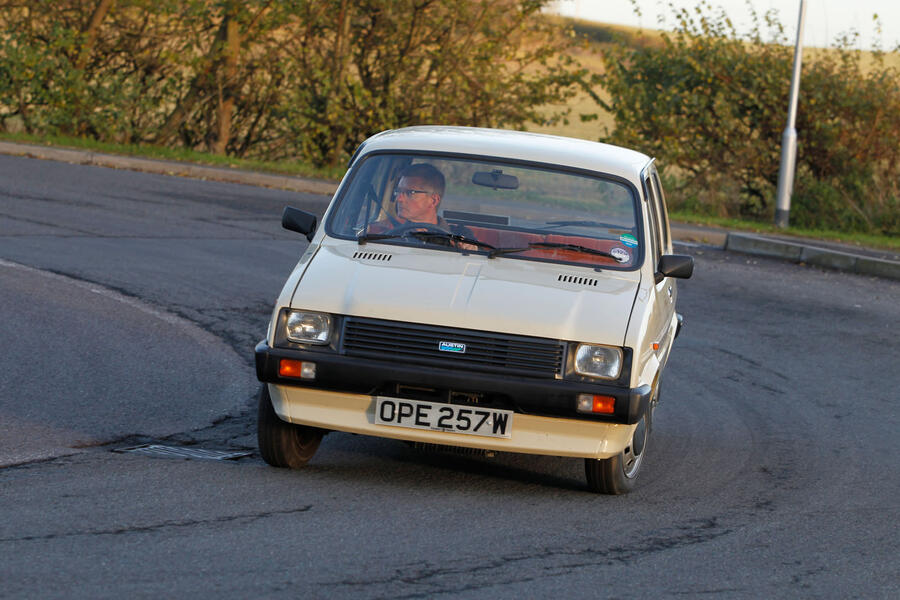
[254,126,693,494]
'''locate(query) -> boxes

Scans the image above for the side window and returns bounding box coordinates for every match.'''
[328,156,398,235]
[643,176,661,270]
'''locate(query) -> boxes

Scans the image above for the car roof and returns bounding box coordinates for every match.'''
[359,126,652,183]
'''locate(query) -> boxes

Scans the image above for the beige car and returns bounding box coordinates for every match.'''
[255,126,693,493]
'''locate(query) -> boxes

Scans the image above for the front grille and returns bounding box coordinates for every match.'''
[342,317,564,378]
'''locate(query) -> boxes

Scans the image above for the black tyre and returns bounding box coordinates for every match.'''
[585,409,650,494]
[257,384,323,468]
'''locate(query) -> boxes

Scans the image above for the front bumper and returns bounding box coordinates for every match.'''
[255,341,651,425]
[267,384,636,459]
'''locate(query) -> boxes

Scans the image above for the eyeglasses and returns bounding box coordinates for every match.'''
[392,187,433,199]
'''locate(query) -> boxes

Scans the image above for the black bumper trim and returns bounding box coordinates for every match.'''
[256,341,650,425]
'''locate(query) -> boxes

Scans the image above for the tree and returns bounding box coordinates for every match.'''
[153,0,281,155]
[277,0,590,166]
[0,0,202,141]
[1,0,590,166]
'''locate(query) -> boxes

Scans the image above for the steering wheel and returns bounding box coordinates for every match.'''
[390,222,451,237]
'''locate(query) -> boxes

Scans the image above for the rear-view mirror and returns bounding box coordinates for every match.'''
[472,170,519,190]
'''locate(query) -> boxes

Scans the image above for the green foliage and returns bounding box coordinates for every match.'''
[0,0,589,167]
[598,2,900,235]
[271,0,591,166]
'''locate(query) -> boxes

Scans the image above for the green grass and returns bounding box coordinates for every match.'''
[0,131,346,181]
[670,210,900,251]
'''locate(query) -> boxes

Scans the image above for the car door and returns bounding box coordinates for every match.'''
[642,164,677,369]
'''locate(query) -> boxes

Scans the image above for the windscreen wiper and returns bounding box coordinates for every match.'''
[357,232,406,244]
[357,229,495,250]
[488,241,619,260]
[406,230,496,250]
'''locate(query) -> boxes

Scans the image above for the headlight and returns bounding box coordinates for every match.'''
[285,310,332,344]
[573,344,623,379]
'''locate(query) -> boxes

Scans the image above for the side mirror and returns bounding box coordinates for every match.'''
[282,206,317,242]
[655,254,694,283]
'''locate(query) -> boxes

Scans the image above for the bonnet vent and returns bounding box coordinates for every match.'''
[557,274,598,287]
[353,251,392,262]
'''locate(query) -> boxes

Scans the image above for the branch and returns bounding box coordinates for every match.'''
[76,0,115,71]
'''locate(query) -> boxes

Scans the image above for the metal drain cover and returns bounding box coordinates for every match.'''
[114,444,252,461]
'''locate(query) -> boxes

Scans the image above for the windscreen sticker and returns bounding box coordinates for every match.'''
[620,233,638,248]
[610,247,630,263]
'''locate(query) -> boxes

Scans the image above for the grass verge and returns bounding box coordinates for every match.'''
[0,131,346,181]
[670,210,900,251]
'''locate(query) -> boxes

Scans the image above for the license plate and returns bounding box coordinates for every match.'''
[374,397,513,438]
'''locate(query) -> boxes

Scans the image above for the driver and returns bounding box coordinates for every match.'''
[393,163,447,226]
[369,163,477,249]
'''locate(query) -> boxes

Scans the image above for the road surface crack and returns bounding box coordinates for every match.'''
[0,506,312,544]
[324,518,732,598]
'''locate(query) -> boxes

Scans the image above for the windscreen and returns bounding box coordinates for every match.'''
[327,153,642,269]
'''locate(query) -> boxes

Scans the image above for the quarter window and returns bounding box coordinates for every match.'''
[644,176,662,270]
[650,170,671,254]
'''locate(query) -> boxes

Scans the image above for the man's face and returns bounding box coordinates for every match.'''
[395,176,439,223]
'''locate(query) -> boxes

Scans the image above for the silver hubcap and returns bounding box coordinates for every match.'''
[622,415,647,479]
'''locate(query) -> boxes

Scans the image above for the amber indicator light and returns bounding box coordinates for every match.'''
[279,359,305,378]
[592,395,616,414]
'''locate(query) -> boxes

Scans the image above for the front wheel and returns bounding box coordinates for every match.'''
[585,409,650,494]
[257,384,323,468]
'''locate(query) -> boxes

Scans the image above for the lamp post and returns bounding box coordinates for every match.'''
[774,0,808,229]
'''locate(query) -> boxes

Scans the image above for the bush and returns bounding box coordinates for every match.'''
[0,0,591,168]
[598,2,900,235]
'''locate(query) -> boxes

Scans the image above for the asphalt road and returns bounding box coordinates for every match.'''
[1,155,898,599]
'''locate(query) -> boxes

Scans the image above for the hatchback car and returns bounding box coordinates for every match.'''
[255,126,693,493]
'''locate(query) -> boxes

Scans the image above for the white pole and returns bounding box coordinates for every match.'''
[774,0,807,229]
